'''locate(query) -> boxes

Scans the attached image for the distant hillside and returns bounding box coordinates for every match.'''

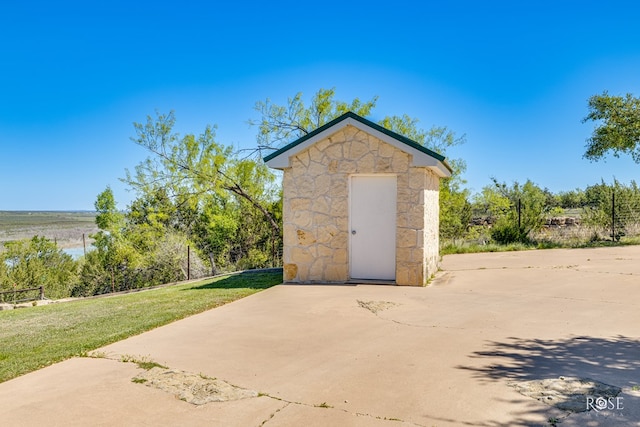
[0,211,98,249]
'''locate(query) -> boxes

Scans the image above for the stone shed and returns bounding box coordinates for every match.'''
[264,112,452,286]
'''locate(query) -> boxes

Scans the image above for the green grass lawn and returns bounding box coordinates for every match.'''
[0,270,281,383]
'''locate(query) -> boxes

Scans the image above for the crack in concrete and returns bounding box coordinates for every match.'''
[256,392,430,426]
[572,267,636,276]
[382,316,467,330]
[357,298,466,330]
[258,401,290,426]
[443,265,637,277]
[86,352,425,426]
[538,294,635,306]
[442,265,539,272]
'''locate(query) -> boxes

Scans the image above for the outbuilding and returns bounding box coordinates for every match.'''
[264,112,452,286]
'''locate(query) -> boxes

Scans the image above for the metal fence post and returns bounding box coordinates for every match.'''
[612,191,616,241]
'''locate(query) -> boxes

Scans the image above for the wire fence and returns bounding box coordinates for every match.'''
[456,190,640,247]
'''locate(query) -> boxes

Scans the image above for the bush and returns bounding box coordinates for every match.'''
[73,251,110,297]
[1,236,79,299]
[236,248,269,270]
[145,232,208,283]
[490,218,531,244]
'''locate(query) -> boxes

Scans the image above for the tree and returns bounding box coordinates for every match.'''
[1,236,78,299]
[478,179,549,244]
[101,89,468,284]
[140,230,208,284]
[378,115,469,239]
[125,111,281,238]
[251,88,378,153]
[89,187,141,293]
[557,189,586,209]
[377,115,467,177]
[583,91,640,162]
[473,184,512,221]
[95,186,125,232]
[439,182,472,240]
[253,89,470,240]
[127,187,177,232]
[124,112,282,273]
[582,179,640,241]
[193,199,238,275]
[0,252,7,289]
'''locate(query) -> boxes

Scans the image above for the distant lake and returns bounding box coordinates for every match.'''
[63,246,94,259]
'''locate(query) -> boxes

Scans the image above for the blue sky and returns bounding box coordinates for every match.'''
[2,1,640,210]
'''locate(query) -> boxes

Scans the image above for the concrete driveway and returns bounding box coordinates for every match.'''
[2,246,640,426]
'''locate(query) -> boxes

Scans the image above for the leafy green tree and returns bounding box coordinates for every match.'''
[95,186,125,232]
[88,187,141,293]
[123,111,282,273]
[473,185,512,221]
[583,91,640,162]
[193,197,239,275]
[378,115,467,177]
[126,111,281,238]
[89,89,469,289]
[478,179,549,244]
[582,180,640,240]
[251,88,378,152]
[127,187,177,232]
[439,183,472,240]
[557,189,587,209]
[0,252,7,288]
[74,251,110,296]
[542,187,561,209]
[254,89,470,240]
[1,236,78,299]
[378,115,469,239]
[140,230,207,284]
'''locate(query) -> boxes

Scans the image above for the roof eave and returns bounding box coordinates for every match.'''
[264,112,452,178]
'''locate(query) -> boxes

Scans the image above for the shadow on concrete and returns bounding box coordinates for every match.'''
[458,335,640,386]
[438,335,640,426]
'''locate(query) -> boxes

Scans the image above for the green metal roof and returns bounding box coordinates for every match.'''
[263,112,451,173]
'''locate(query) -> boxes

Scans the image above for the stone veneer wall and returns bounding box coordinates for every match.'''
[282,125,440,286]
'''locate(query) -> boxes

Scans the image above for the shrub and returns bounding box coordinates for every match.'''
[491,218,529,244]
[237,248,269,270]
[1,236,79,299]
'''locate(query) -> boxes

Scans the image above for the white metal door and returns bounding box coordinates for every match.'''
[350,175,397,280]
